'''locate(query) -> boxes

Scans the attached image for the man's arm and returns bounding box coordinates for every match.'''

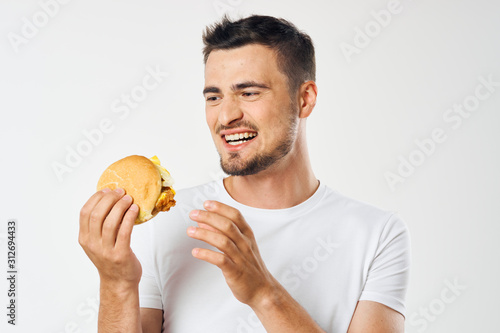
[98,281,142,332]
[187,200,405,333]
[248,281,326,332]
[140,308,163,333]
[79,188,146,333]
[348,301,404,333]
[250,292,404,333]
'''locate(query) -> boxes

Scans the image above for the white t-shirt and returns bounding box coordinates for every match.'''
[131,180,410,333]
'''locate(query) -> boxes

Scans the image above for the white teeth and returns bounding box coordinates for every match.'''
[224,132,257,142]
[228,139,250,145]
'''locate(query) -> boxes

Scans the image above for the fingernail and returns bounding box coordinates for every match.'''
[101,188,111,193]
[187,226,196,235]
[114,188,125,194]
[190,210,199,218]
[204,201,213,209]
[129,204,138,212]
[122,195,132,202]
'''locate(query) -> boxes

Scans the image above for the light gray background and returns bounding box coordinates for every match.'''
[1,0,499,332]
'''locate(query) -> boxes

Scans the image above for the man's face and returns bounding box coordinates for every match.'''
[203,44,298,176]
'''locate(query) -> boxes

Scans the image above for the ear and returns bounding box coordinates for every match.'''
[298,80,318,119]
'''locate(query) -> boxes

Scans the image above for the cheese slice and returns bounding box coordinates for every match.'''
[149,155,174,188]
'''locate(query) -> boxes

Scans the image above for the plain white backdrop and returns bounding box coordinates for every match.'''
[1,0,499,332]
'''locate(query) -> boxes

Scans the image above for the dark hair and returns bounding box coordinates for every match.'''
[202,15,316,95]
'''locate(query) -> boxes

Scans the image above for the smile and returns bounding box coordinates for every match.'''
[224,132,257,146]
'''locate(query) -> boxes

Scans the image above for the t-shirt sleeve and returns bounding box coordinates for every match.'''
[359,213,411,317]
[130,223,163,310]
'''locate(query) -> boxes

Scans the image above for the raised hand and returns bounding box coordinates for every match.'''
[187,200,279,308]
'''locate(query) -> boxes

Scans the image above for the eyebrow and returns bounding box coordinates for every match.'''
[203,81,270,95]
[202,86,221,95]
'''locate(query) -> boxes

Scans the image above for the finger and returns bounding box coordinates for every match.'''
[191,247,236,271]
[190,209,242,241]
[101,194,134,249]
[79,188,111,241]
[203,201,253,237]
[197,222,221,233]
[187,226,240,261]
[89,188,126,241]
[115,203,139,250]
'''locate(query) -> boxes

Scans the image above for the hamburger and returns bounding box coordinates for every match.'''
[96,155,176,224]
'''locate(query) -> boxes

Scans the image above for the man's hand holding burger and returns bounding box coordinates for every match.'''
[79,188,143,333]
[79,155,176,333]
[187,201,325,333]
[80,154,175,286]
[79,188,141,288]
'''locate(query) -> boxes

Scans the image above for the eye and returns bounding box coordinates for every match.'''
[206,95,221,102]
[242,91,259,98]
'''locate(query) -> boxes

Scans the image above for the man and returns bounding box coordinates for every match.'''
[79,15,410,332]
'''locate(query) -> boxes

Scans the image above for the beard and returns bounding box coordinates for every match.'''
[218,105,298,177]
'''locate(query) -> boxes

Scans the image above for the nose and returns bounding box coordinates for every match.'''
[218,96,243,126]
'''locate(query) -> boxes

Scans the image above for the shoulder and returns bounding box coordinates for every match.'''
[321,186,401,221]
[319,185,409,238]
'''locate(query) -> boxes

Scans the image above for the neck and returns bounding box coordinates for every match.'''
[223,128,318,209]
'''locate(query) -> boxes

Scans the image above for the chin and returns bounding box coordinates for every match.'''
[219,151,278,176]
